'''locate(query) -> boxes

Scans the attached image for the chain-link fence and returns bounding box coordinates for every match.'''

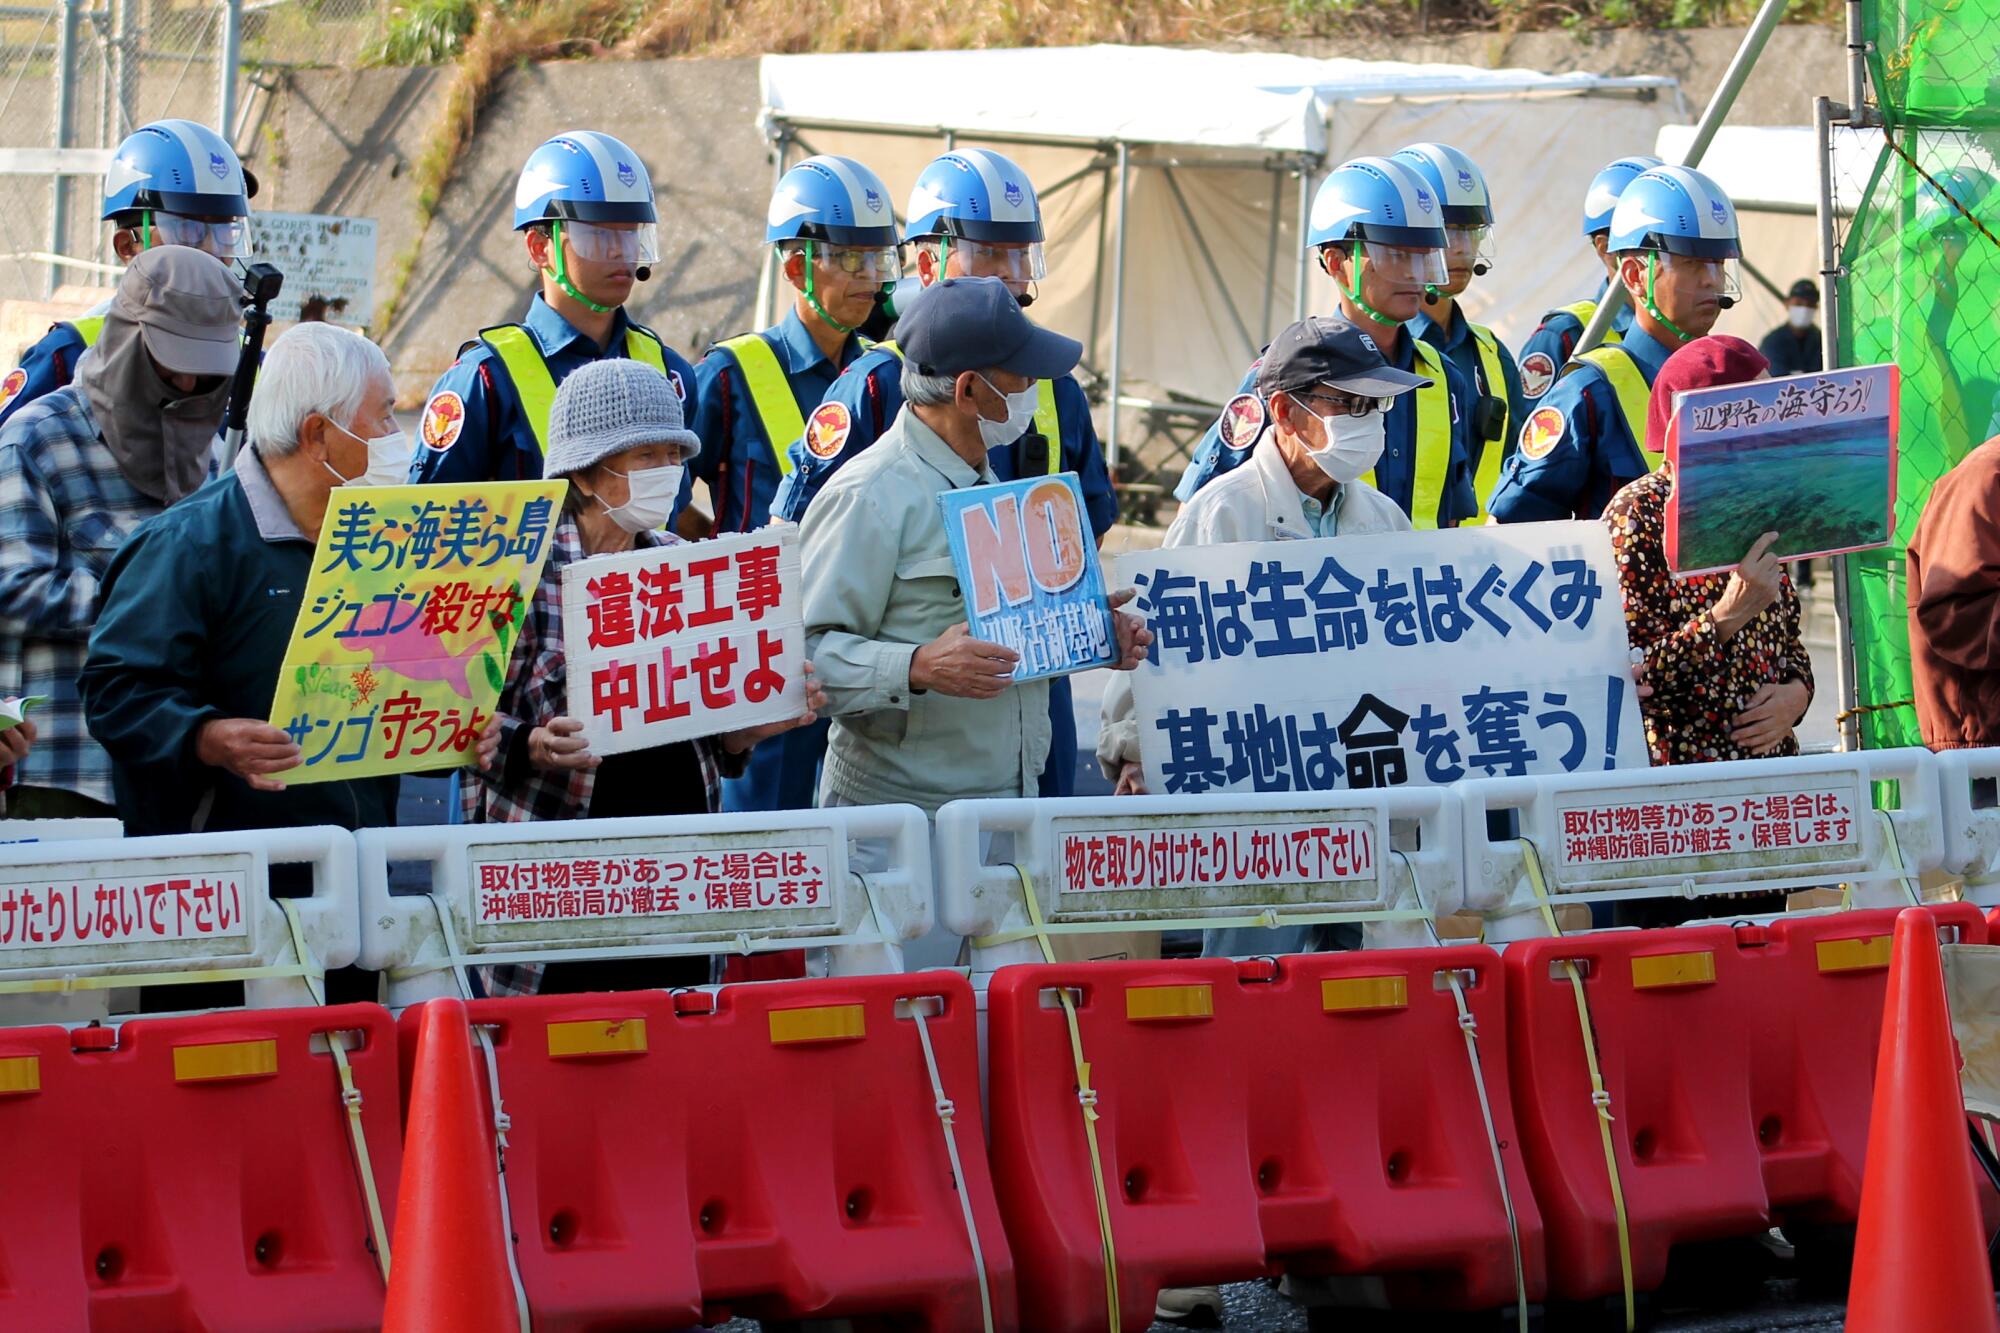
[1838,0,2000,749]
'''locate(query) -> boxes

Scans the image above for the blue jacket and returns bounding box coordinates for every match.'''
[771,347,1118,537]
[1171,326,1481,528]
[81,449,400,836]
[685,308,867,535]
[1412,305,1525,493]
[1516,283,1637,412]
[408,295,698,486]
[1486,323,1677,524]
[0,320,92,430]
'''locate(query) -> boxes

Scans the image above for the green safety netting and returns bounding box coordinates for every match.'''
[1843,0,2000,748]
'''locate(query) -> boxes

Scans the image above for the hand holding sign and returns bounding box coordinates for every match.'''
[1108,587,1154,671]
[198,718,304,792]
[912,623,1020,699]
[1709,531,1784,640]
[724,661,828,753]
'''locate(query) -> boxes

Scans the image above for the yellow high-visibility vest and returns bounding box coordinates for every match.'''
[481,323,670,454]
[1468,323,1510,518]
[72,315,105,348]
[1362,338,1453,530]
[1555,299,1626,346]
[1574,344,1660,469]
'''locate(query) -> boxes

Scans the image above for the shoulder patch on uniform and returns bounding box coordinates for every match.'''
[669,368,686,401]
[1219,393,1266,452]
[0,368,26,414]
[421,390,466,452]
[1520,406,1566,460]
[1520,352,1557,399]
[805,401,851,459]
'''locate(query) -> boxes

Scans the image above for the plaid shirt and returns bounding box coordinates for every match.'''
[0,387,162,805]
[465,512,739,996]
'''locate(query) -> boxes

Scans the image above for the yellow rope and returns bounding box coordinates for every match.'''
[1011,862,1121,1332]
[1519,839,1636,1332]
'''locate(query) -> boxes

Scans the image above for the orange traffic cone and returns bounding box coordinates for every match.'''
[383,997,522,1332]
[1847,909,1999,1332]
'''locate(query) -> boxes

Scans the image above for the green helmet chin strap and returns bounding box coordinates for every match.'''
[543,219,614,315]
[140,210,153,251]
[801,239,857,334]
[1345,241,1401,327]
[1642,251,1694,345]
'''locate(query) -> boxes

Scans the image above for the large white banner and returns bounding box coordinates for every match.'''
[1110,521,1648,795]
[561,526,806,756]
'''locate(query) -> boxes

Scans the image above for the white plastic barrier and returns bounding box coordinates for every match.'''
[1459,748,1941,941]
[935,788,1464,983]
[0,824,358,1024]
[1932,747,2000,907]
[358,806,935,1008]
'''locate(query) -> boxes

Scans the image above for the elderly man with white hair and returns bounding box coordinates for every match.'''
[81,320,408,836]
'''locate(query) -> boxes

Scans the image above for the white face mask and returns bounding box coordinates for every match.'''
[596,461,684,533]
[1787,304,1815,330]
[323,420,415,488]
[973,373,1039,452]
[1303,405,1387,484]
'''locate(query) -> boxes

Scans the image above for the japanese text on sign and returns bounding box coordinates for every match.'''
[1113,523,1647,796]
[474,846,832,925]
[1556,788,1860,871]
[269,482,564,783]
[249,211,376,326]
[939,474,1114,682]
[561,526,806,755]
[0,874,247,950]
[1059,821,1376,894]
[1687,373,1877,434]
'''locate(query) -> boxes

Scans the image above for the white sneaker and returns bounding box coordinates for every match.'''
[1154,1284,1224,1326]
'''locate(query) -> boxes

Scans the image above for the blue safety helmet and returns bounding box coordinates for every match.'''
[100,119,253,223]
[512,130,657,230]
[1305,156,1450,252]
[1390,143,1493,227]
[766,155,899,248]
[1582,154,1663,238]
[1607,164,1742,261]
[902,148,1043,244]
[1914,164,1998,242]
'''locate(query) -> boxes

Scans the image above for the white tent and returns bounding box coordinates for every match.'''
[760,46,1683,485]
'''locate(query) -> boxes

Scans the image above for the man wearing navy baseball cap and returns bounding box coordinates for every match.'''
[800,276,1151,826]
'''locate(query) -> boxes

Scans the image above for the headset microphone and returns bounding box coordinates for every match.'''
[635,265,652,282]
[1717,294,1736,310]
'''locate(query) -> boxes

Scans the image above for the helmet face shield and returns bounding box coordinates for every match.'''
[1662,251,1742,304]
[1443,225,1495,277]
[953,238,1047,284]
[561,220,660,266]
[819,244,902,283]
[1362,241,1448,287]
[152,212,250,259]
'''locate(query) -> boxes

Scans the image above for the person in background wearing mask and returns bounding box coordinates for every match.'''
[80,321,407,836]
[1759,278,1823,377]
[1487,164,1744,523]
[1173,156,1478,530]
[0,246,238,819]
[1,119,256,429]
[773,147,1117,798]
[1514,154,1660,414]
[1394,142,1525,518]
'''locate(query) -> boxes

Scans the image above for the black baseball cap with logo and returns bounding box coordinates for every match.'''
[1254,314,1432,401]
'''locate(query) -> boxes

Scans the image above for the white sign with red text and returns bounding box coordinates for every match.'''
[1551,783,1863,886]
[0,869,251,951]
[473,840,835,929]
[1050,814,1387,915]
[562,525,806,755]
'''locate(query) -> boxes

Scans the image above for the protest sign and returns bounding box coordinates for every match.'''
[248,212,377,326]
[1666,364,1898,576]
[1111,520,1648,795]
[561,525,806,756]
[939,473,1113,682]
[267,482,564,784]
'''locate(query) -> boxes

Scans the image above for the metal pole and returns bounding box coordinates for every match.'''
[1815,94,1862,752]
[1846,0,1871,127]
[217,0,241,147]
[1574,0,1792,357]
[109,0,132,140]
[48,0,78,299]
[756,132,789,332]
[1295,162,1312,321]
[1106,140,1130,472]
[1261,167,1281,340]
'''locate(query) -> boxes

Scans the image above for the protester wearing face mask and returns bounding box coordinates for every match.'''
[0,246,239,819]
[1758,278,1823,378]
[80,321,405,835]
[465,358,825,850]
[1098,313,1427,803]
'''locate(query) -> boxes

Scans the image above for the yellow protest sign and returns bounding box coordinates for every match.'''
[267,481,566,784]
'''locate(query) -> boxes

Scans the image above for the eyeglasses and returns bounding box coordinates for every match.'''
[819,245,902,281]
[1299,390,1391,419]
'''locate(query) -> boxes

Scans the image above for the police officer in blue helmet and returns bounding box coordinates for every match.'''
[686,153,898,815]
[770,147,1117,798]
[1173,155,1478,531]
[408,130,698,486]
[1488,164,1743,524]
[1514,154,1662,412]
[1,119,254,428]
[1394,142,1525,520]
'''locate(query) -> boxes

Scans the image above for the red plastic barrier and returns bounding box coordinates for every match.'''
[986,948,1544,1333]
[1504,905,1985,1303]
[400,969,1014,1332]
[0,1002,400,1332]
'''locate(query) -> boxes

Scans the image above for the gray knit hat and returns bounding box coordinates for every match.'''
[544,357,701,478]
